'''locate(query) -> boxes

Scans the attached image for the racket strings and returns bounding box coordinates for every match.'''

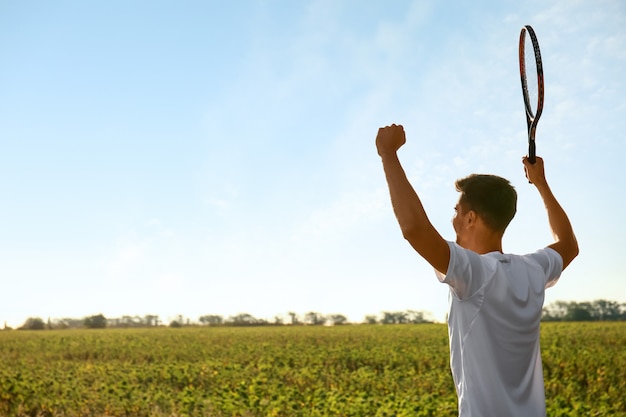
[524,34,539,115]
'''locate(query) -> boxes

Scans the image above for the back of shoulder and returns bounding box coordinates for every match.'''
[522,247,563,288]
[438,242,500,299]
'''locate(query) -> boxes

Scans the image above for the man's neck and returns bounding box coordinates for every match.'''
[471,242,503,254]
[459,234,503,255]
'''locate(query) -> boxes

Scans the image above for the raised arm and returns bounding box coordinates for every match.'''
[523,156,579,269]
[376,124,450,274]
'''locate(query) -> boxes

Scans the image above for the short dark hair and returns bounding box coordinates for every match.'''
[455,174,517,233]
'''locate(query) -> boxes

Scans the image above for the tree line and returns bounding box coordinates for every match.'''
[7,310,434,331]
[541,299,626,321]
[7,299,625,331]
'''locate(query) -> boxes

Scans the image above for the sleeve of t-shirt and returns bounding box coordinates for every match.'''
[526,247,563,289]
[434,241,498,300]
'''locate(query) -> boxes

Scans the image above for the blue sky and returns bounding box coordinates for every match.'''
[1,1,624,327]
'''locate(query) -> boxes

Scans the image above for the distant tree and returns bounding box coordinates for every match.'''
[56,318,83,329]
[364,315,378,325]
[20,317,45,330]
[328,314,348,325]
[381,312,394,324]
[304,312,325,326]
[84,314,107,329]
[568,305,592,321]
[144,315,159,327]
[542,301,572,321]
[591,300,623,320]
[227,313,258,326]
[406,310,431,324]
[288,312,299,325]
[381,311,408,324]
[542,299,626,321]
[199,315,223,326]
[169,320,182,328]
[378,310,431,324]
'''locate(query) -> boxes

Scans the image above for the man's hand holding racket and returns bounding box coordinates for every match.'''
[522,155,547,186]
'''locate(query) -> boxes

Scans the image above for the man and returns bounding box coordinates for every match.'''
[376,124,578,417]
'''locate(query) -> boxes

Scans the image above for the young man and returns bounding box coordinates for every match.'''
[376,124,578,417]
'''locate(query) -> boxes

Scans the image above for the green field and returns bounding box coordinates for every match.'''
[1,322,624,417]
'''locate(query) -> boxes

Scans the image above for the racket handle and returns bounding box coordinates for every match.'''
[528,141,536,164]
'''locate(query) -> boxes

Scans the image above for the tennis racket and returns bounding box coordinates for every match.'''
[519,25,544,164]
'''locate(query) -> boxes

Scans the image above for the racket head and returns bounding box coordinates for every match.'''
[519,25,544,163]
[519,25,544,120]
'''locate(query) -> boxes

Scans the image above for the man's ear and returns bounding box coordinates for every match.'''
[466,210,477,227]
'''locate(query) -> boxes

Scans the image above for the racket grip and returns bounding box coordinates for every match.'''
[528,141,536,164]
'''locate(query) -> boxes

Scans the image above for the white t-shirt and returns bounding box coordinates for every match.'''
[435,241,563,417]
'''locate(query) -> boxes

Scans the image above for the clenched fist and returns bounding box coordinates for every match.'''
[376,124,406,157]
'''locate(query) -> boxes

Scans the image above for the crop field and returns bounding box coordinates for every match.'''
[1,322,624,417]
